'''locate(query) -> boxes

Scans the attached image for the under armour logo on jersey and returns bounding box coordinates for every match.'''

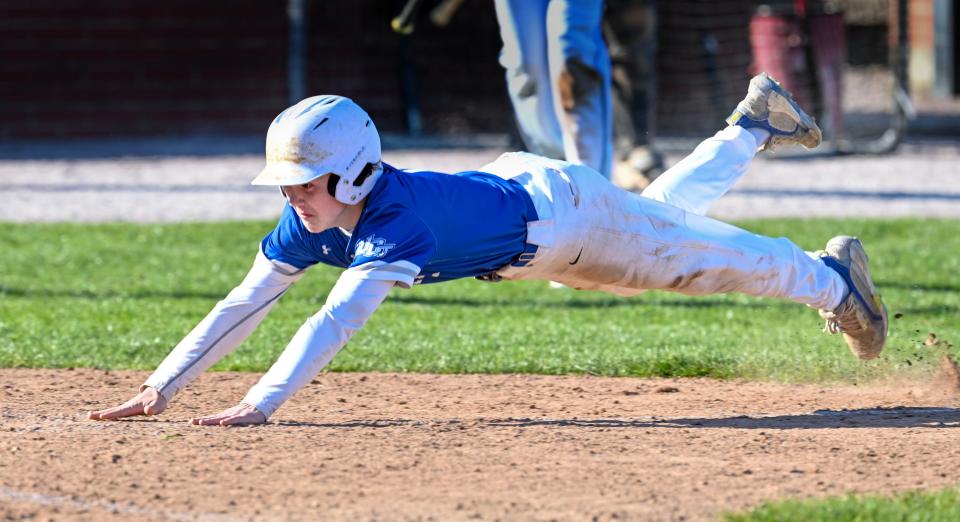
[321,244,331,256]
[355,234,396,258]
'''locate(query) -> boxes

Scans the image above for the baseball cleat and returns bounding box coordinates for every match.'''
[817,236,888,360]
[726,72,822,151]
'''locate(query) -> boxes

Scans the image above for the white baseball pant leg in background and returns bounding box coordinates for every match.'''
[494,0,613,178]
[487,143,846,309]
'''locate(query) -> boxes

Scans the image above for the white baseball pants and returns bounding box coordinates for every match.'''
[486,126,847,309]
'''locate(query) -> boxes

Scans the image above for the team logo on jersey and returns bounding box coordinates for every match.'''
[355,234,396,258]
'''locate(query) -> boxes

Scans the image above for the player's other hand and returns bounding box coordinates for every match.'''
[88,385,167,420]
[191,403,266,427]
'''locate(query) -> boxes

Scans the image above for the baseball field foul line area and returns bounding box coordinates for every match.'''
[3,369,960,521]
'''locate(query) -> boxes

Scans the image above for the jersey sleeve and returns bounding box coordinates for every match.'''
[261,204,352,269]
[349,205,436,289]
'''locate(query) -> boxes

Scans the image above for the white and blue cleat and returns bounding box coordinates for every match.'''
[726,72,822,151]
[817,236,889,360]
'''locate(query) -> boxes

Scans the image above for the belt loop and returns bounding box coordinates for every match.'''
[510,242,539,267]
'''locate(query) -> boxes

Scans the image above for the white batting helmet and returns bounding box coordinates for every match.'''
[251,95,383,204]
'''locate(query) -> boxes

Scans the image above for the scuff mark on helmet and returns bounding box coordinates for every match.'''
[267,137,334,165]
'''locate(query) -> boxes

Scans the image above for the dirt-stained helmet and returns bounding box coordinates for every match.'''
[251,95,382,204]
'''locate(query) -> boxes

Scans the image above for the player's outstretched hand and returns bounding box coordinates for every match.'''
[88,385,167,420]
[191,403,266,427]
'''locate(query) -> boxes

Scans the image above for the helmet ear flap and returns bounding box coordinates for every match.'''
[327,174,341,197]
[326,163,380,202]
[353,163,376,187]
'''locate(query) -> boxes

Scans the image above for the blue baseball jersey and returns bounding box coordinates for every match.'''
[260,163,538,288]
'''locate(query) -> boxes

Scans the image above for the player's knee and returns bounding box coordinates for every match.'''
[514,73,538,100]
[500,60,540,101]
[556,58,603,112]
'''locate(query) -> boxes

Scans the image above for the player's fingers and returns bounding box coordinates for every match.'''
[88,402,135,420]
[192,404,265,427]
[191,408,238,426]
[89,401,144,421]
[191,415,220,426]
[219,411,265,427]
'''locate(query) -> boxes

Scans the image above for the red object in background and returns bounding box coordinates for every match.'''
[794,0,808,18]
[749,14,814,108]
[749,8,847,141]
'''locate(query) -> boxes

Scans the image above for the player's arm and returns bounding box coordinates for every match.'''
[190,267,395,426]
[88,249,307,420]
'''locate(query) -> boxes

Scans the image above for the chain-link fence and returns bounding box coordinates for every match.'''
[612,0,909,154]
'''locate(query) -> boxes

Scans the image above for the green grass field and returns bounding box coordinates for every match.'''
[725,487,960,521]
[1,217,957,383]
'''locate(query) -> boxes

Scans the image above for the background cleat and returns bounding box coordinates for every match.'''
[726,72,822,151]
[817,236,889,360]
[611,145,664,192]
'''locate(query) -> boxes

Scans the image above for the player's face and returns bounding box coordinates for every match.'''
[281,178,348,233]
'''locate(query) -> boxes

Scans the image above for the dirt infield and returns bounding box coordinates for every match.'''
[3,369,960,521]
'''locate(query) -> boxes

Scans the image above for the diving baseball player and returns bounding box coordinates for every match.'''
[89,73,888,426]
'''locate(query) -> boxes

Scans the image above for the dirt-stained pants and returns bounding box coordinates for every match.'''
[485,127,846,309]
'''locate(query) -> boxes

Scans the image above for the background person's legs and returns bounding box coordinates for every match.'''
[605,0,664,190]
[494,0,565,160]
[545,0,613,178]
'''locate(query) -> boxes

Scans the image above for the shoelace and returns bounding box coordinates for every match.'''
[821,296,863,335]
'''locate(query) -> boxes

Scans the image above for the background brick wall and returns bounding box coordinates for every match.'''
[305,1,510,134]
[0,1,289,138]
[0,0,903,141]
[0,0,511,139]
